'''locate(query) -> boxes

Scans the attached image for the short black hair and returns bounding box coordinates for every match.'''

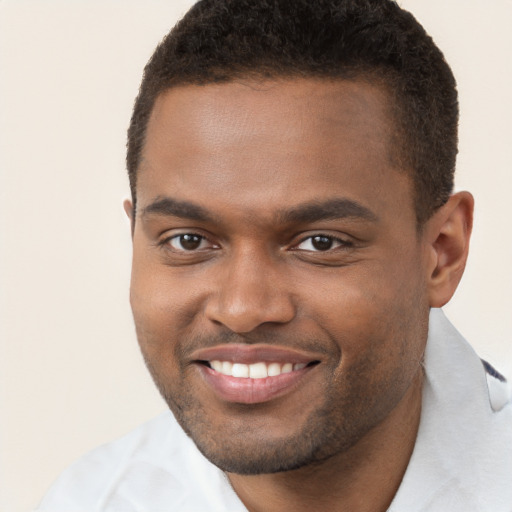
[127,0,458,224]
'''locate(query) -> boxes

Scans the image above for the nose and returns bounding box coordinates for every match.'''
[205,247,296,333]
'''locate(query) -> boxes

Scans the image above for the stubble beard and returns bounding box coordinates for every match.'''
[141,346,413,476]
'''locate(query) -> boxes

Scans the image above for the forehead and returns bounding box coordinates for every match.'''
[137,78,413,227]
[144,78,395,166]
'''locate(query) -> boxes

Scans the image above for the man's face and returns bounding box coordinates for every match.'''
[129,78,431,474]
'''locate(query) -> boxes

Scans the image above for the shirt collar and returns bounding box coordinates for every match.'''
[389,308,512,511]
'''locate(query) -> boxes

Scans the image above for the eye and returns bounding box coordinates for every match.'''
[167,233,212,252]
[295,235,351,252]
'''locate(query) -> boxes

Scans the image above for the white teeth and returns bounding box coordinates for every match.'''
[209,360,309,378]
[231,363,249,378]
[267,362,281,377]
[249,362,268,379]
[210,360,223,372]
[281,363,293,374]
[221,361,233,374]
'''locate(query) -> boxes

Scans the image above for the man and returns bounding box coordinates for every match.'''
[38,0,512,510]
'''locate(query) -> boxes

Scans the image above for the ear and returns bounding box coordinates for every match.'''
[123,199,135,238]
[425,191,474,308]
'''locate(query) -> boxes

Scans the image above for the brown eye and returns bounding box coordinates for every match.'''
[169,234,206,251]
[311,236,334,251]
[295,234,351,252]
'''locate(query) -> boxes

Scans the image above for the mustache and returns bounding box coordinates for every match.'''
[175,328,337,361]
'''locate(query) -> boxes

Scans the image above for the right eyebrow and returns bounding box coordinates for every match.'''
[140,197,215,223]
[276,198,379,225]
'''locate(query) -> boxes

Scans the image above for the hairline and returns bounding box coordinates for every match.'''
[130,70,436,231]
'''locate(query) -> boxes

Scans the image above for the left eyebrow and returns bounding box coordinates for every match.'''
[140,197,216,223]
[276,198,379,225]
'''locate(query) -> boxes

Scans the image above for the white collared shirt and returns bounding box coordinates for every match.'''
[37,309,512,511]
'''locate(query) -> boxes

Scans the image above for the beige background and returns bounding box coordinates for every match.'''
[1,1,511,510]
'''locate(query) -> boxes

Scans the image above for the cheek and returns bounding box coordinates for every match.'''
[129,269,189,392]
[129,264,180,370]
[130,250,201,335]
[319,283,427,425]
[305,257,428,370]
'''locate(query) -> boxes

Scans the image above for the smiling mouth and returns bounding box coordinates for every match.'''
[191,344,323,404]
[198,360,319,379]
[195,359,321,404]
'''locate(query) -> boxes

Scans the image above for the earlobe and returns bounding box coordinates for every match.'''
[427,191,474,308]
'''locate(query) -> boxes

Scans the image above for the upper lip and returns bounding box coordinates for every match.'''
[190,344,324,365]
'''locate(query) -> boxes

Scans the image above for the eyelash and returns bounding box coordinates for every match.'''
[162,233,217,252]
[294,234,353,252]
[160,233,353,253]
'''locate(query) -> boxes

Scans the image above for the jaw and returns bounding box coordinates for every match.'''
[144,335,423,477]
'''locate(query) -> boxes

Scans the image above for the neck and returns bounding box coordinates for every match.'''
[227,369,423,512]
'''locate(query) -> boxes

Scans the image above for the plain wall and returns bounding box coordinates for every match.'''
[0,1,510,510]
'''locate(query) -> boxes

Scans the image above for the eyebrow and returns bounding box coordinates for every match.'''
[141,197,215,223]
[140,196,378,225]
[277,198,379,224]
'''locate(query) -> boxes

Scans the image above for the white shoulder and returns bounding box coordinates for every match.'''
[36,412,181,512]
[36,412,244,512]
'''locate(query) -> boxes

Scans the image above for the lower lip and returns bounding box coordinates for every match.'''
[197,364,315,404]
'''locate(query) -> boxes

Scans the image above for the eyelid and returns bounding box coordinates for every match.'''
[160,231,219,252]
[157,230,354,253]
[291,233,354,252]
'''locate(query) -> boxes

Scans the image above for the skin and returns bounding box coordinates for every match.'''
[125,78,473,511]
